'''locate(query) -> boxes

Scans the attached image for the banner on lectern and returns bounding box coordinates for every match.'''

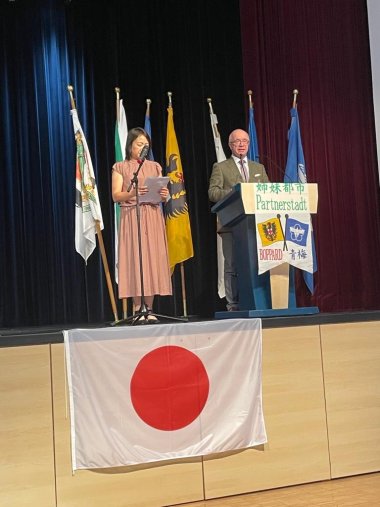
[255,182,313,275]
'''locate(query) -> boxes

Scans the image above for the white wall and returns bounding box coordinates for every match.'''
[367,0,380,183]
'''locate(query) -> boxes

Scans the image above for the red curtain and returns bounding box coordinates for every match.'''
[240,0,380,312]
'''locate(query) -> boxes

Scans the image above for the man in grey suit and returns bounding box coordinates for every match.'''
[208,129,269,311]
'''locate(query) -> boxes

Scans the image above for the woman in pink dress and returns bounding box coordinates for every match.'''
[112,128,172,321]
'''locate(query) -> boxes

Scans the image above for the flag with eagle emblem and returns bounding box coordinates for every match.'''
[165,106,194,271]
[257,217,284,247]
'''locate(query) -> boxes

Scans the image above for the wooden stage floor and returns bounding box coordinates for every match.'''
[181,472,380,507]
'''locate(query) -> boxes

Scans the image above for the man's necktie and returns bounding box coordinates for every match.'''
[239,158,249,182]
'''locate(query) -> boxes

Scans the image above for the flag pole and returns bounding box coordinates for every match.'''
[68,85,120,324]
[167,90,172,107]
[167,91,188,318]
[94,221,120,323]
[292,89,299,109]
[115,87,128,320]
[67,84,76,109]
[115,86,120,122]
[146,98,151,116]
[207,98,220,138]
[180,263,188,317]
[207,97,227,301]
[248,89,253,108]
[207,97,214,114]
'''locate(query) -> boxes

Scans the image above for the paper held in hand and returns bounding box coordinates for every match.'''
[139,177,170,204]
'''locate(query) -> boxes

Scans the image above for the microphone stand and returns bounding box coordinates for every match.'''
[117,157,188,326]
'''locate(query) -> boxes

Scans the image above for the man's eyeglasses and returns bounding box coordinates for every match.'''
[230,139,249,145]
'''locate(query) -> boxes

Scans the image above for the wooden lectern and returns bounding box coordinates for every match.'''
[211,182,319,319]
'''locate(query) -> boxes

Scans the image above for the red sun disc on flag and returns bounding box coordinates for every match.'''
[130,345,209,431]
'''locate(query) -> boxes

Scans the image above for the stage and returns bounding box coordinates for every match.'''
[1,309,380,347]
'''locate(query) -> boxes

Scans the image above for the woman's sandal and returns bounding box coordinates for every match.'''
[146,307,159,322]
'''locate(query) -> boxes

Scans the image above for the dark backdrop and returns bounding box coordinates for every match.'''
[1,0,379,328]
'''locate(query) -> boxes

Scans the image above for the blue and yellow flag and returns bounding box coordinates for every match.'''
[165,106,194,271]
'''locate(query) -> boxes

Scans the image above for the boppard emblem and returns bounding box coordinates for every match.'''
[262,221,278,242]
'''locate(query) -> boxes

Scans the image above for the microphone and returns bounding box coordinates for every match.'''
[138,144,150,163]
[127,144,150,192]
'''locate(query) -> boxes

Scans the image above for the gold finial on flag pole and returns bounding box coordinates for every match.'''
[167,91,172,107]
[115,87,120,122]
[248,90,253,108]
[292,89,299,108]
[207,98,221,138]
[146,98,151,116]
[207,97,215,115]
[67,85,76,110]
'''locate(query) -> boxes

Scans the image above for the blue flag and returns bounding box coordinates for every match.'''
[285,218,309,247]
[284,107,317,293]
[144,105,154,161]
[248,105,260,162]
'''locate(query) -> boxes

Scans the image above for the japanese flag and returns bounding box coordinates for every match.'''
[64,319,266,470]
